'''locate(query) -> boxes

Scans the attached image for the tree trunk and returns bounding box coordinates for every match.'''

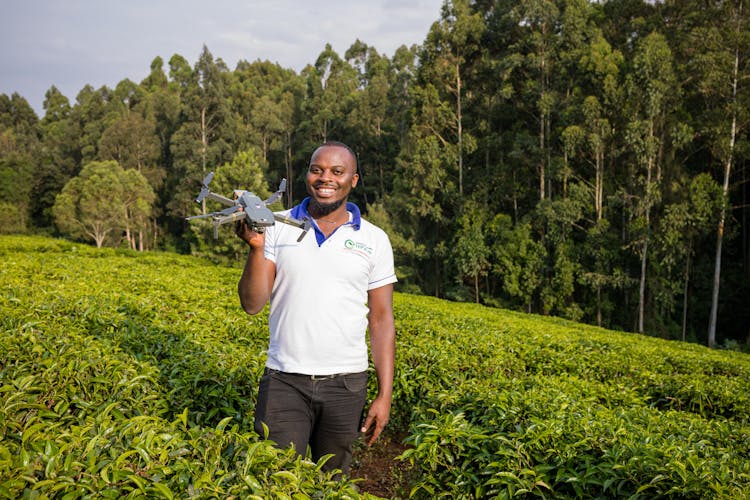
[638,138,655,334]
[285,131,293,207]
[201,107,208,215]
[708,27,740,348]
[682,246,691,342]
[638,236,648,334]
[595,143,604,222]
[456,62,463,197]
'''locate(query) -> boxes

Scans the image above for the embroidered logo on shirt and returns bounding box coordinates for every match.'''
[344,239,373,256]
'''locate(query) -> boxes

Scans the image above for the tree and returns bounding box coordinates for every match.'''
[688,0,750,347]
[655,173,723,340]
[99,111,163,189]
[33,86,78,228]
[300,44,358,144]
[452,200,491,302]
[489,213,546,313]
[122,168,157,251]
[168,47,235,223]
[510,0,561,201]
[419,0,483,197]
[623,31,679,334]
[53,161,132,247]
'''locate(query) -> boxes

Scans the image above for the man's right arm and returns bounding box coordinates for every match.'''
[236,221,276,315]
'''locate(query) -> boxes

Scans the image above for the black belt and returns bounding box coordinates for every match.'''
[265,368,353,380]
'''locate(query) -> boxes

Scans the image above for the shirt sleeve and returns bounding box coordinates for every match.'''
[368,229,397,290]
[263,218,277,263]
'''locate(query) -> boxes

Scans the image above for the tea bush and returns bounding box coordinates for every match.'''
[0,236,363,498]
[2,235,749,498]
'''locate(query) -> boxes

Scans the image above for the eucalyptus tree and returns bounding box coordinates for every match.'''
[231,59,304,199]
[33,87,78,227]
[168,47,236,225]
[507,0,562,202]
[654,173,724,340]
[683,0,750,346]
[141,56,169,91]
[418,0,483,197]
[300,44,359,145]
[139,57,181,173]
[72,84,111,164]
[387,44,420,145]
[488,213,546,313]
[344,40,403,203]
[559,3,623,221]
[392,122,455,296]
[452,199,492,302]
[0,93,39,233]
[121,168,157,251]
[622,31,680,334]
[99,111,162,189]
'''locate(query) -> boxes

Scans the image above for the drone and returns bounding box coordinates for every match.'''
[186,172,311,241]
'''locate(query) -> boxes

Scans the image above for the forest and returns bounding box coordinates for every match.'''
[1,0,749,346]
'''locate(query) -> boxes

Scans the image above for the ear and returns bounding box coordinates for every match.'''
[351,173,359,188]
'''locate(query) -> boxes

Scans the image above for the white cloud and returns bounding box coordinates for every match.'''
[0,0,443,114]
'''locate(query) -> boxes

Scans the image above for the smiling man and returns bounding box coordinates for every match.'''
[236,141,397,475]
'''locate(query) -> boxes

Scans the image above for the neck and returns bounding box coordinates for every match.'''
[314,210,348,225]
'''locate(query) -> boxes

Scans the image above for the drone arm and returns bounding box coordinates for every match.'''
[273,213,306,229]
[215,211,247,226]
[205,192,237,206]
[273,213,312,242]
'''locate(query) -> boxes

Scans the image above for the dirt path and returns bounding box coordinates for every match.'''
[350,433,412,498]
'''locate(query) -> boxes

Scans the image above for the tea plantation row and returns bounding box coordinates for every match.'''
[1,235,749,498]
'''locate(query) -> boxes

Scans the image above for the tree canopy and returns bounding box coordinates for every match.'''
[2,0,749,347]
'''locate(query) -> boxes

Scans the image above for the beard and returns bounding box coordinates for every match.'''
[308,197,344,217]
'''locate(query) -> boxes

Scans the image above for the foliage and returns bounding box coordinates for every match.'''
[52,161,155,248]
[2,0,750,344]
[0,236,363,498]
[2,235,749,498]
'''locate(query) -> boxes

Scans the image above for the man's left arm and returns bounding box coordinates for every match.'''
[360,283,395,445]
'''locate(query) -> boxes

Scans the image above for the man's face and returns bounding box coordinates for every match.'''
[305,145,359,215]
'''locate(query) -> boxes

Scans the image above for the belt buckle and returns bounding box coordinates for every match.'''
[310,373,333,380]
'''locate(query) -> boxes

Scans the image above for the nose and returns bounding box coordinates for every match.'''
[318,168,334,182]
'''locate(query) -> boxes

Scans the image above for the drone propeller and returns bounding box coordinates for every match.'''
[264,178,287,206]
[195,171,215,203]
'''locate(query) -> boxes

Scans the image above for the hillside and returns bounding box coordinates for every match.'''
[1,235,749,498]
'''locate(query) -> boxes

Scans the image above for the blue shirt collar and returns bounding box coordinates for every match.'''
[291,197,361,245]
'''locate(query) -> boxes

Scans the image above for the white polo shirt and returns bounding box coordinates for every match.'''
[262,198,397,375]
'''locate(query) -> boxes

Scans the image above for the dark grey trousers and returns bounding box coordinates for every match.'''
[254,368,368,474]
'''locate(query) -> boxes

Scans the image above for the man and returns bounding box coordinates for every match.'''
[236,141,396,475]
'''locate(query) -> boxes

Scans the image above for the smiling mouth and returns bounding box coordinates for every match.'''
[314,185,337,197]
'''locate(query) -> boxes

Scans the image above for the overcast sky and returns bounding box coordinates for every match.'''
[1,0,444,116]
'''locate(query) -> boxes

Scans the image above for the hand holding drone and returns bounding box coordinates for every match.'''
[186,172,311,241]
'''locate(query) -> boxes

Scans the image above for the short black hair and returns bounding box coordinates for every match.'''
[318,140,359,175]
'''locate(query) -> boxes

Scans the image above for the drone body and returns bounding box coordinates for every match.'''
[186,172,310,241]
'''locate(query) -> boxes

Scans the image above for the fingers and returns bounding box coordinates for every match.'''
[360,411,388,446]
[235,220,265,248]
